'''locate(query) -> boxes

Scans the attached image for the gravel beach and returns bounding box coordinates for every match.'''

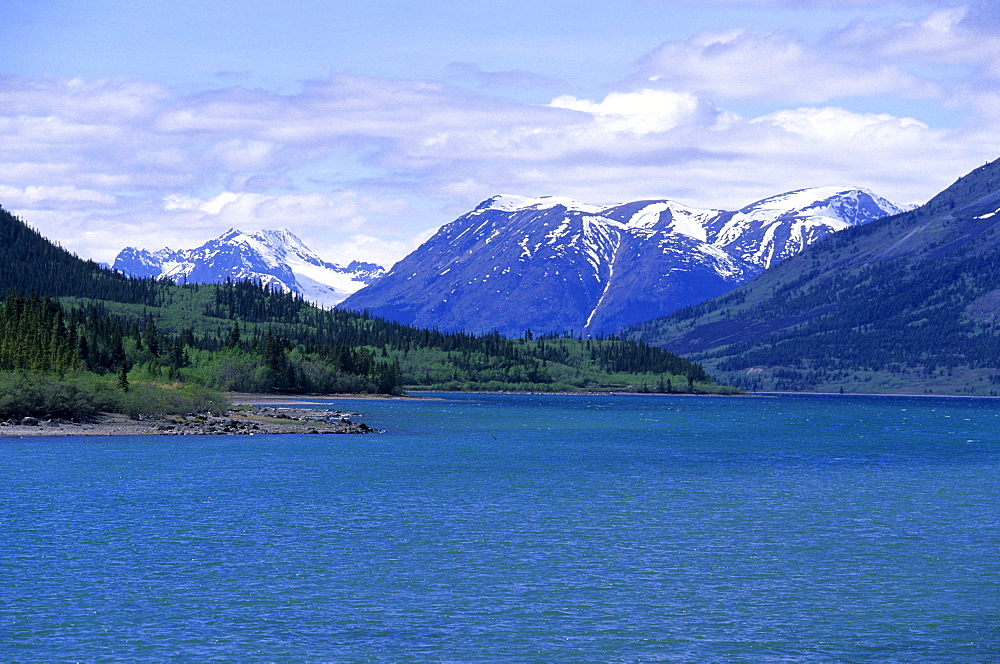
[0,404,377,437]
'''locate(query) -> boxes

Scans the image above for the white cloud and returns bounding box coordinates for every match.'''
[205,140,277,172]
[638,28,939,103]
[835,5,1000,80]
[319,230,437,271]
[0,76,167,122]
[754,107,930,142]
[3,2,1000,272]
[549,89,709,134]
[161,190,417,268]
[156,189,408,238]
[444,62,563,90]
[0,184,116,209]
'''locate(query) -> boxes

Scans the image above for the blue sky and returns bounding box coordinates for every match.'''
[2,0,999,266]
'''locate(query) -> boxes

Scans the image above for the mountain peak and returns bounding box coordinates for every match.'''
[341,185,901,335]
[112,228,385,307]
[623,156,1000,395]
[736,186,902,215]
[216,227,247,242]
[476,194,606,215]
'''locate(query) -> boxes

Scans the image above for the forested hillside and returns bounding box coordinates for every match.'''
[627,158,1000,395]
[0,206,728,395]
[0,207,163,305]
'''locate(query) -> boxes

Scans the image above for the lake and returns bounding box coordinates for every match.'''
[1,392,998,662]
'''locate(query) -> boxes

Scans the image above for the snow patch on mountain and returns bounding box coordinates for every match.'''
[476,194,606,214]
[710,187,904,268]
[340,186,902,336]
[112,228,385,308]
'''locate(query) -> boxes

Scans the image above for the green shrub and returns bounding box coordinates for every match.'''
[0,370,229,420]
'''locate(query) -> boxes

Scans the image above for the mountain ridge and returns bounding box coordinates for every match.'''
[625,157,1000,395]
[112,228,384,308]
[340,187,902,335]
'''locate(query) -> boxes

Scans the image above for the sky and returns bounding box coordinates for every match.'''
[2,0,1000,268]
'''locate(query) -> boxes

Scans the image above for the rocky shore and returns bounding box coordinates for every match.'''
[0,405,377,437]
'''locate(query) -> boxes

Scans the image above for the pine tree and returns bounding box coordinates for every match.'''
[118,361,130,392]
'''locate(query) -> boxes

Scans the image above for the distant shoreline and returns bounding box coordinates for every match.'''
[752,390,1000,400]
[403,389,747,398]
[225,391,432,405]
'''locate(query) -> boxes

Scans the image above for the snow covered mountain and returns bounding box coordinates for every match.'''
[112,229,384,308]
[339,188,902,335]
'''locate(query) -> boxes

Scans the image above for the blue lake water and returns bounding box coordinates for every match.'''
[1,392,998,662]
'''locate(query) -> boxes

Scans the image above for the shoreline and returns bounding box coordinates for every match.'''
[0,404,378,438]
[0,391,433,438]
[405,389,747,397]
[4,389,996,438]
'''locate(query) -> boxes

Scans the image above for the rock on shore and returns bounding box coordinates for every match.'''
[0,406,378,437]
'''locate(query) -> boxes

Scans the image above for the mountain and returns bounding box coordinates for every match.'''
[112,229,384,308]
[0,204,724,395]
[626,157,1000,395]
[339,188,902,336]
